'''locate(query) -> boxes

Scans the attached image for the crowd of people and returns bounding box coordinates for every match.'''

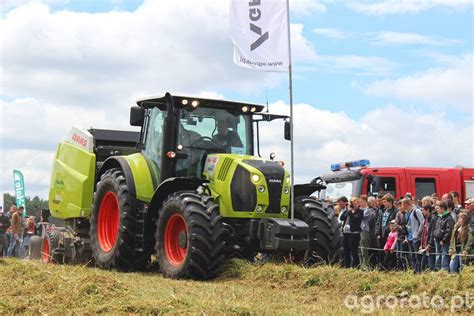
[0,204,39,259]
[335,191,474,273]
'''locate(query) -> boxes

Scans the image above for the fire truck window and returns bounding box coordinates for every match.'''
[368,176,396,197]
[415,178,436,199]
[464,181,474,199]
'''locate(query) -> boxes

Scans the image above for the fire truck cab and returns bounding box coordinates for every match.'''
[319,159,474,201]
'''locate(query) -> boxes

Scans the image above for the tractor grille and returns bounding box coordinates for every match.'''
[243,160,285,214]
[231,166,256,212]
[217,157,233,182]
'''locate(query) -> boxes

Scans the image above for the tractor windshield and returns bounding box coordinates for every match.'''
[176,107,252,177]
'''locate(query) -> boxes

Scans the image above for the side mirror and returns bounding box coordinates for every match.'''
[269,152,276,161]
[284,121,291,140]
[130,106,144,126]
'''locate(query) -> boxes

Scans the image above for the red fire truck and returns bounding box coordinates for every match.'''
[318,159,474,202]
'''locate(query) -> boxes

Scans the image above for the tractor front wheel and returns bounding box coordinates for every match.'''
[155,191,225,279]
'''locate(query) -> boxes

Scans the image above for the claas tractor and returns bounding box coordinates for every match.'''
[44,92,342,279]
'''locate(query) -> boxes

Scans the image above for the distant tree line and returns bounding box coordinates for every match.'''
[3,193,48,219]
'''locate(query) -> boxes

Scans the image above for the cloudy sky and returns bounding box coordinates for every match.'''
[0,0,472,200]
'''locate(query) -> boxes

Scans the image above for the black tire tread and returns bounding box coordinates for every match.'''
[295,196,342,264]
[155,191,225,280]
[89,168,150,271]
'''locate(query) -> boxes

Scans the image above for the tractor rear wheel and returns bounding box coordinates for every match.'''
[155,191,225,279]
[294,196,342,265]
[90,168,150,271]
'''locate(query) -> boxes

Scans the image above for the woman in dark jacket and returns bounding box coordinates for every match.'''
[340,197,364,268]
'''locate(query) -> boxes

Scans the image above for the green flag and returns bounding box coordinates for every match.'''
[13,169,26,217]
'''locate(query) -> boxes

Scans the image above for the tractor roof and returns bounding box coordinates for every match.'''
[136,94,265,113]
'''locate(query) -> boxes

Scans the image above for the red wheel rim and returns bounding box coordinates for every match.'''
[98,191,120,252]
[42,238,50,263]
[164,213,188,266]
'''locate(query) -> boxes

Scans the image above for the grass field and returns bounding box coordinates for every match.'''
[0,258,473,315]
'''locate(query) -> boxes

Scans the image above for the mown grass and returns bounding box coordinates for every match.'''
[0,257,472,315]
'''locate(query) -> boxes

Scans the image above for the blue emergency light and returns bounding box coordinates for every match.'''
[331,159,370,171]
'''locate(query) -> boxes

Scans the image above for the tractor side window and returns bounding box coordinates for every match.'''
[144,108,165,183]
[415,178,436,199]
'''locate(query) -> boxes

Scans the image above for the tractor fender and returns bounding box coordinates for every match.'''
[97,156,137,208]
[148,177,207,219]
[294,182,326,197]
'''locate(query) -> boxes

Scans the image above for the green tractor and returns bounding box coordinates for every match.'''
[45,93,342,279]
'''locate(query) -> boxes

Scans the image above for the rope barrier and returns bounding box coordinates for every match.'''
[358,246,474,258]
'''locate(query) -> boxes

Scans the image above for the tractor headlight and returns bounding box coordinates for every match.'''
[242,106,249,113]
[258,185,265,193]
[191,100,200,108]
[281,207,288,214]
[284,187,289,194]
[286,176,290,184]
[251,174,260,183]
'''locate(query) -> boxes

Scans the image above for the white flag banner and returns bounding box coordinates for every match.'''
[230,0,289,72]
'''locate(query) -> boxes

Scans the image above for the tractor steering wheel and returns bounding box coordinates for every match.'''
[190,137,225,176]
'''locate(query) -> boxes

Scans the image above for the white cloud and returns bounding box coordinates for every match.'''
[290,0,327,15]
[347,0,472,15]
[258,102,473,185]
[370,31,462,46]
[313,28,346,39]
[315,55,397,76]
[363,54,473,111]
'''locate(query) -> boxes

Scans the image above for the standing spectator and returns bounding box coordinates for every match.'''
[337,196,349,221]
[22,217,37,259]
[419,204,437,271]
[359,195,375,270]
[465,198,474,234]
[383,220,398,270]
[375,194,398,270]
[5,205,15,220]
[5,205,15,246]
[450,191,462,214]
[402,198,424,272]
[395,203,409,270]
[368,196,379,268]
[431,193,440,201]
[0,208,11,257]
[448,211,472,273]
[340,197,363,268]
[7,206,24,258]
[432,201,455,271]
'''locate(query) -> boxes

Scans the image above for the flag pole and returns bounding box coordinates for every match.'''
[285,0,295,222]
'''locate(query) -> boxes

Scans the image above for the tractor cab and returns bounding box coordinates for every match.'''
[131,93,287,184]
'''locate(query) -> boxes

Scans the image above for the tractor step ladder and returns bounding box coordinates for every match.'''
[134,206,147,252]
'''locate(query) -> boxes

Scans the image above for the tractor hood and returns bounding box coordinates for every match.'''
[203,154,290,219]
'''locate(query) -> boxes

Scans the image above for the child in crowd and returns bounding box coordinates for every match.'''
[383,220,398,270]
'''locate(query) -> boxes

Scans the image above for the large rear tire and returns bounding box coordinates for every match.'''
[155,191,225,279]
[90,168,150,271]
[295,196,342,265]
